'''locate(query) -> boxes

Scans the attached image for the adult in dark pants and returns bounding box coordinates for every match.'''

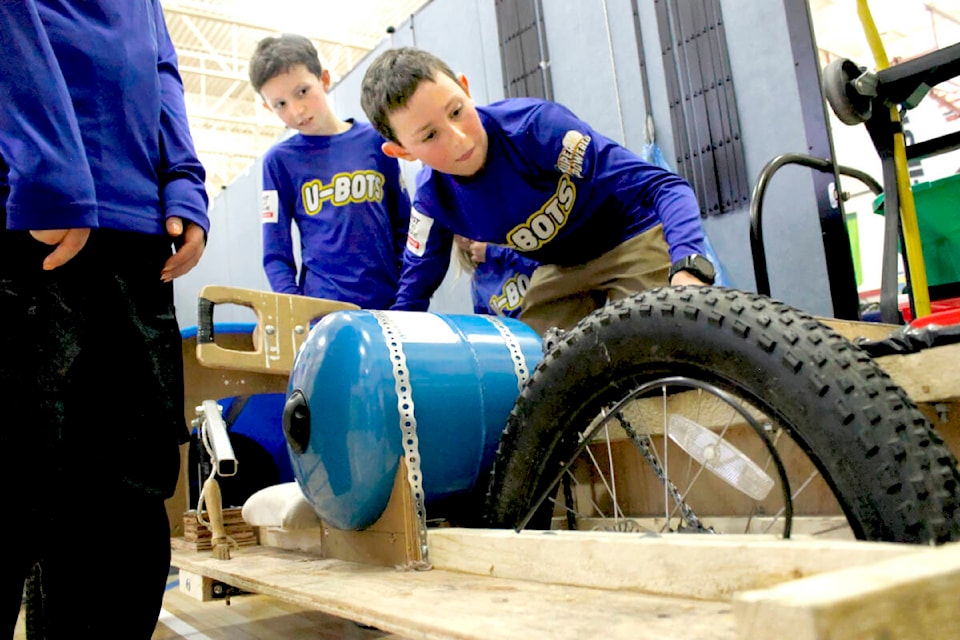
[0,2,209,638]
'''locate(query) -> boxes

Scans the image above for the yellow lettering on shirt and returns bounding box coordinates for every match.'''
[489,272,532,314]
[506,175,576,251]
[301,170,385,215]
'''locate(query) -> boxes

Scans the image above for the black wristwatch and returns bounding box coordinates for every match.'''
[668,254,716,285]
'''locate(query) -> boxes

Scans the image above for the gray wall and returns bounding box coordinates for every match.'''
[718,0,833,311]
[176,0,841,328]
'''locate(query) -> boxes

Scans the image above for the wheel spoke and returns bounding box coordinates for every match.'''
[762,468,822,534]
[551,377,801,537]
[580,433,623,519]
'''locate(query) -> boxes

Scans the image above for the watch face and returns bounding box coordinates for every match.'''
[691,255,715,279]
[671,254,716,284]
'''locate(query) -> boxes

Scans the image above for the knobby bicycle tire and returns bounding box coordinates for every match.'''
[485,287,960,544]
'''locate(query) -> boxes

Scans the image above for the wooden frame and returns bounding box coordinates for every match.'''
[172,530,960,639]
[170,287,960,638]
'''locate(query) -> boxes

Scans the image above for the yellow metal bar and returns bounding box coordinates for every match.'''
[856,0,889,69]
[891,110,931,317]
[856,0,931,318]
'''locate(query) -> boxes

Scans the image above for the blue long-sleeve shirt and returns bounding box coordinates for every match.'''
[0,0,209,235]
[471,244,540,317]
[393,98,704,311]
[260,122,410,308]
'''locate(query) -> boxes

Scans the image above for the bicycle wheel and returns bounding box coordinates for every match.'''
[485,287,960,543]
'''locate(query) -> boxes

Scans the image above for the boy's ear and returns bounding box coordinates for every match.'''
[459,74,471,97]
[382,140,414,161]
[260,99,274,113]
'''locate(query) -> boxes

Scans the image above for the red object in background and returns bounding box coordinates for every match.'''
[904,297,960,327]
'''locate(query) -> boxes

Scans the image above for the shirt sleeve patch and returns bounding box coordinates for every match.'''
[556,130,590,178]
[406,209,434,257]
[261,190,279,223]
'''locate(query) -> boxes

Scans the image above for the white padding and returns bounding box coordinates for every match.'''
[241,482,321,530]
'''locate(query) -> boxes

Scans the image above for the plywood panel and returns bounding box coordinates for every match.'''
[171,544,738,639]
[734,541,960,640]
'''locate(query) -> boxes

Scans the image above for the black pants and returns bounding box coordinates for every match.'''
[0,228,187,639]
[2,485,172,638]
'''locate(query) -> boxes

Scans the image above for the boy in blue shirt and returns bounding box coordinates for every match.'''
[0,1,209,637]
[360,47,715,334]
[454,235,539,318]
[249,35,411,309]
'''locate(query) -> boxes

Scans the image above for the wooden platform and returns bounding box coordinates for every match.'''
[155,570,403,640]
[170,529,960,640]
[11,571,402,640]
[171,542,739,639]
[167,293,960,639]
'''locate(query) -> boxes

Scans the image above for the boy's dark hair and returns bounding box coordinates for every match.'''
[361,47,460,144]
[249,34,323,95]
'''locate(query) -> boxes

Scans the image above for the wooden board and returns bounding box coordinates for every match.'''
[182,507,258,551]
[820,318,900,343]
[158,570,402,640]
[874,342,960,403]
[734,541,960,640]
[822,318,960,403]
[171,532,960,640]
[195,285,358,375]
[319,457,424,567]
[170,544,738,640]
[425,528,916,601]
[178,569,215,602]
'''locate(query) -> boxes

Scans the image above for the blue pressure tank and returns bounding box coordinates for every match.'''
[282,310,543,530]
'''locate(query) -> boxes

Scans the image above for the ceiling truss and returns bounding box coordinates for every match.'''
[161,0,430,198]
[161,1,960,199]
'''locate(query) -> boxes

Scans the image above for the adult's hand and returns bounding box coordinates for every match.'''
[30,227,91,270]
[161,217,205,281]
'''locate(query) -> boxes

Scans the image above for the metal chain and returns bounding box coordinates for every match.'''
[615,410,712,533]
[370,311,431,566]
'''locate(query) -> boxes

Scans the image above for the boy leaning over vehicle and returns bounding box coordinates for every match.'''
[360,47,715,335]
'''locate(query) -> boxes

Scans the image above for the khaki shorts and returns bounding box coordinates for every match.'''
[519,225,670,335]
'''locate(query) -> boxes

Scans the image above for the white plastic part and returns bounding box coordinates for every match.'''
[667,413,774,501]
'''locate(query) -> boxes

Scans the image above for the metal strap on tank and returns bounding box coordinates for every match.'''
[369,310,430,567]
[484,316,531,391]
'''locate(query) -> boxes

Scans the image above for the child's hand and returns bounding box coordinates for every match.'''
[162,217,205,281]
[469,241,487,264]
[30,227,91,270]
[669,270,709,287]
